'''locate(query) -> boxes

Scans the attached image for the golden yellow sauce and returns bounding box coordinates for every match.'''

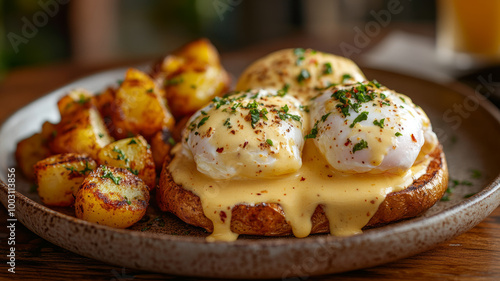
[168,140,431,242]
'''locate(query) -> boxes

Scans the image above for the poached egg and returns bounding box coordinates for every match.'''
[308,81,437,174]
[182,88,307,179]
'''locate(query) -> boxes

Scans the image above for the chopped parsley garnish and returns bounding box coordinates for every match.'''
[231,102,241,112]
[244,100,259,109]
[65,166,78,173]
[197,116,210,128]
[277,83,290,97]
[321,112,332,122]
[395,132,403,137]
[297,69,310,84]
[266,139,273,146]
[128,139,138,145]
[113,147,128,163]
[341,73,352,83]
[124,196,131,205]
[101,166,121,185]
[294,48,305,57]
[400,97,406,103]
[470,169,482,179]
[98,133,104,138]
[77,94,89,104]
[168,137,176,146]
[373,118,385,128]
[278,104,301,123]
[146,88,153,93]
[201,110,208,115]
[293,48,306,65]
[370,80,381,88]
[299,105,310,112]
[80,160,93,174]
[249,108,268,128]
[323,62,333,75]
[212,96,231,109]
[380,93,387,100]
[352,139,368,153]
[350,111,369,128]
[223,118,232,128]
[165,76,184,86]
[381,101,391,106]
[117,79,123,86]
[441,178,474,201]
[305,121,319,139]
[127,168,139,175]
[65,160,93,175]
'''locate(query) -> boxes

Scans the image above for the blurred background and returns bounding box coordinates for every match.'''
[1,0,500,105]
[0,0,435,73]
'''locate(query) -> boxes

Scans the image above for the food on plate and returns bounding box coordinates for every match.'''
[158,68,448,241]
[235,48,366,101]
[151,38,231,119]
[49,89,114,159]
[181,88,307,179]
[75,165,150,228]
[110,68,175,140]
[14,41,448,238]
[34,153,97,206]
[96,135,156,189]
[150,128,176,171]
[15,121,56,181]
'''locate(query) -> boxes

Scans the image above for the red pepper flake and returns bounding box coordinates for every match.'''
[216,147,224,153]
[344,138,352,146]
[370,200,375,204]
[300,177,306,181]
[219,211,227,223]
[243,141,249,148]
[411,134,417,142]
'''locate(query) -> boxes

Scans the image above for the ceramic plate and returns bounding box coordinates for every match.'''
[1,67,499,279]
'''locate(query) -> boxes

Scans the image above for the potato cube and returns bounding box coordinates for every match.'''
[97,135,156,189]
[110,68,175,140]
[50,91,113,159]
[15,121,57,180]
[34,153,96,206]
[75,165,149,228]
[151,39,230,119]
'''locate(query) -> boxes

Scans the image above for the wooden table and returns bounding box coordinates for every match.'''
[1,43,500,281]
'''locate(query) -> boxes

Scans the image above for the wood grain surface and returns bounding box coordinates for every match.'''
[1,43,499,280]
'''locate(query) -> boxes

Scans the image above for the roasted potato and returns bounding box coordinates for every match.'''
[93,87,116,134]
[110,68,175,140]
[235,48,366,102]
[75,165,150,228]
[34,153,96,206]
[150,128,176,170]
[15,121,57,180]
[50,89,113,159]
[96,136,156,189]
[152,38,231,119]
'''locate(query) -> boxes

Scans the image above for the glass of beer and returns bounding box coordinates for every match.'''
[437,0,500,70]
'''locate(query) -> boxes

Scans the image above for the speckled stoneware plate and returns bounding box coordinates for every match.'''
[1,67,499,279]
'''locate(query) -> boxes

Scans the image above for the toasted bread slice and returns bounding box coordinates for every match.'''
[157,145,448,236]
